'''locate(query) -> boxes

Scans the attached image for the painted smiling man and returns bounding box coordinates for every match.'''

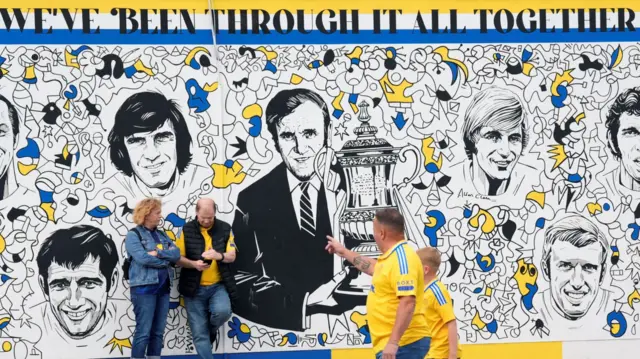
[446,86,538,204]
[104,91,211,215]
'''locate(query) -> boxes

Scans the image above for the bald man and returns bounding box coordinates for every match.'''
[176,198,237,358]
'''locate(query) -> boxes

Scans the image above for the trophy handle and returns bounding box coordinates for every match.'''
[396,144,422,188]
[314,147,338,191]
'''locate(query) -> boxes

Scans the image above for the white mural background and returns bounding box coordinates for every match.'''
[0,41,638,358]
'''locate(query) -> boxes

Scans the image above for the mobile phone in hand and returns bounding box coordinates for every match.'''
[201,257,213,265]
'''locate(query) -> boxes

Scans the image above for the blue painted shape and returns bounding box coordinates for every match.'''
[4,29,640,46]
[70,45,91,56]
[567,173,582,183]
[16,138,40,158]
[165,213,186,227]
[185,78,211,113]
[486,319,498,334]
[522,282,538,311]
[264,61,277,73]
[87,206,112,218]
[551,86,568,108]
[332,109,343,119]
[189,57,201,70]
[393,112,406,130]
[227,350,331,359]
[604,203,611,211]
[425,163,439,173]
[38,189,53,203]
[423,210,446,247]
[445,61,458,84]
[628,223,640,240]
[535,217,546,229]
[98,351,330,359]
[348,93,358,106]
[64,85,78,99]
[224,159,234,168]
[123,65,137,78]
[248,116,262,137]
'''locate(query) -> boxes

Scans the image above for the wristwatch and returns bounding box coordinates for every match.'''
[219,252,225,261]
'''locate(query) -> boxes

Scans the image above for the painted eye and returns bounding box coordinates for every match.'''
[529,267,536,276]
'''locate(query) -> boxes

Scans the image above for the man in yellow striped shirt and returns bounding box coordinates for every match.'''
[326,208,430,359]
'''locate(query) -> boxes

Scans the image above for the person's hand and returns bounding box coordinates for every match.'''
[147,250,158,257]
[307,270,347,307]
[382,342,398,359]
[325,235,347,257]
[193,260,210,271]
[202,248,221,260]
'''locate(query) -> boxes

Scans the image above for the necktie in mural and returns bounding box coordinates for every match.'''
[300,181,315,236]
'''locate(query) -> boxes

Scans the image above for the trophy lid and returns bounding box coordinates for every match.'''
[341,101,393,151]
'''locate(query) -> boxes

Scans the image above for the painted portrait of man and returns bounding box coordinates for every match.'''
[446,86,538,206]
[534,214,614,332]
[104,91,211,214]
[232,88,350,332]
[599,87,640,201]
[32,225,128,356]
[0,94,20,202]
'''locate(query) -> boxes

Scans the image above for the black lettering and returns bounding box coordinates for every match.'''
[252,9,270,34]
[0,8,29,32]
[539,9,554,32]
[373,9,381,34]
[111,8,139,34]
[516,8,536,33]
[60,8,78,32]
[274,9,294,34]
[180,9,196,34]
[34,8,53,34]
[474,9,492,33]
[450,9,466,33]
[494,9,514,33]
[296,10,312,34]
[618,8,635,32]
[413,11,428,33]
[82,9,100,34]
[386,9,400,33]
[317,9,337,34]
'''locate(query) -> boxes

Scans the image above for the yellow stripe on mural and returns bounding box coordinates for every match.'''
[15,0,640,14]
[331,342,563,359]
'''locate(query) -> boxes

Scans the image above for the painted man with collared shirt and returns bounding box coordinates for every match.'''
[176,198,237,359]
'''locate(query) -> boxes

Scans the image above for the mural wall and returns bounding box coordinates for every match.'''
[1,7,640,359]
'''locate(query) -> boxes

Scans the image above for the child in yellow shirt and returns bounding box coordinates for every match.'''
[416,247,462,359]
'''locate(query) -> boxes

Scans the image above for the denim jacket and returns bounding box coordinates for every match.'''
[125,225,181,288]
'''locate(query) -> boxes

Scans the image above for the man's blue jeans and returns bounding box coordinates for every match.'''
[184,283,232,359]
[375,337,431,359]
[131,292,170,359]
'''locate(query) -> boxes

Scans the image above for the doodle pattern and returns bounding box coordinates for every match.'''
[0,41,640,358]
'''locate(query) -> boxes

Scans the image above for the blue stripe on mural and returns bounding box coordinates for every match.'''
[0,28,639,45]
[99,350,331,359]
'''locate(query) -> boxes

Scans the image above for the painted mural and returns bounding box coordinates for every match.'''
[1,38,640,358]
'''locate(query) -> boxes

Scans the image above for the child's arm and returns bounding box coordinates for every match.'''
[447,319,458,359]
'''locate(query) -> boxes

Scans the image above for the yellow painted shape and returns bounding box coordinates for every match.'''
[332,343,562,359]
[16,0,636,14]
[331,348,372,359]
[460,342,563,359]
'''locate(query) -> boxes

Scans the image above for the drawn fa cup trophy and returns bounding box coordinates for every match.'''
[317,100,422,297]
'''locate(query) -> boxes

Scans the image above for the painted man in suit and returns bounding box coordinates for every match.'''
[232,88,350,331]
